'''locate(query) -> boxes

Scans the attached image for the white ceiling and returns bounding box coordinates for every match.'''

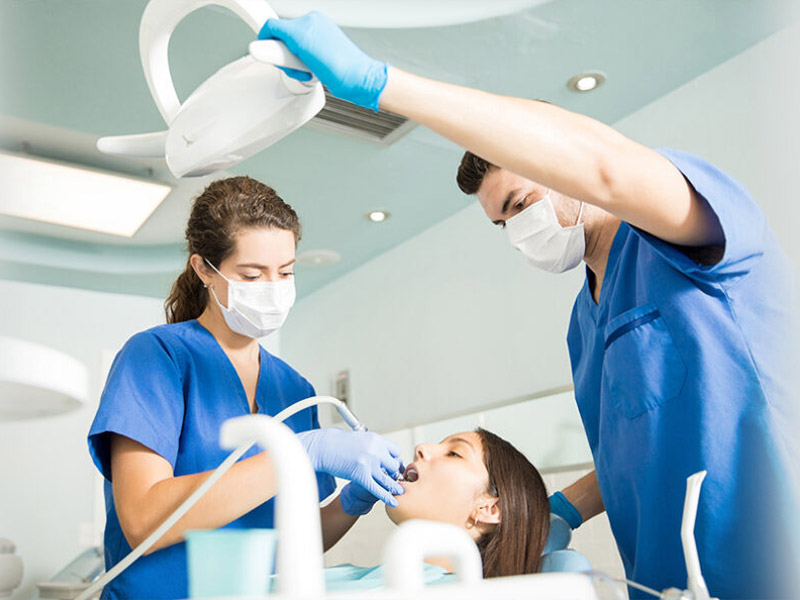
[1,0,798,298]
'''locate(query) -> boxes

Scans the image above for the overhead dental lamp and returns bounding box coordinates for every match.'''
[269,0,551,29]
[0,336,89,420]
[97,0,325,178]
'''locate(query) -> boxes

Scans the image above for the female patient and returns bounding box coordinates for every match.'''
[319,427,551,590]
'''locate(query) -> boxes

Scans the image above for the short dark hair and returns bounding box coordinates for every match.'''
[456,151,496,195]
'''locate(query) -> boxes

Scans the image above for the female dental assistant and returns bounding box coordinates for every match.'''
[257,14,799,599]
[88,176,403,600]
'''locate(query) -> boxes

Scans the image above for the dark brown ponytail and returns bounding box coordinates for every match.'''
[164,176,301,323]
[475,428,550,577]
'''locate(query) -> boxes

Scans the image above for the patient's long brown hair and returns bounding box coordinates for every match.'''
[475,428,550,577]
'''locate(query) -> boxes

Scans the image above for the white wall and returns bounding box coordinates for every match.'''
[0,281,164,599]
[613,21,800,279]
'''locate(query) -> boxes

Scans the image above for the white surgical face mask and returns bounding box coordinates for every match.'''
[204,259,296,338]
[505,190,585,273]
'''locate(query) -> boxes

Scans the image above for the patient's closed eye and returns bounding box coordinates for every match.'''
[448,450,462,458]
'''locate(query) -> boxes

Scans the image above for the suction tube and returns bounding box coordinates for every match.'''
[274,395,366,431]
[75,395,364,600]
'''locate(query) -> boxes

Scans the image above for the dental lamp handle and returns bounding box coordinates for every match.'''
[248,40,316,78]
[258,11,388,111]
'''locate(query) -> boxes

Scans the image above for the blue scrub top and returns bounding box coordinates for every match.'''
[567,149,799,599]
[88,320,336,600]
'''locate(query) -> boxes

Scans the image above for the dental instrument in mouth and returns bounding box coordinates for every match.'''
[400,465,419,482]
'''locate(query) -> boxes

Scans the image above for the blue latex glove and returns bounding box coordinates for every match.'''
[339,481,381,516]
[549,491,583,530]
[298,428,403,507]
[258,11,388,112]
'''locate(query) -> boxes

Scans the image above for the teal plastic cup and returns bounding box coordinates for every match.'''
[185,528,278,598]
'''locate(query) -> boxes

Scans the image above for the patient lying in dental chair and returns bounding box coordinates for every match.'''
[302,428,554,591]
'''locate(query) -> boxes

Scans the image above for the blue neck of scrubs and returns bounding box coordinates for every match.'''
[581,221,628,319]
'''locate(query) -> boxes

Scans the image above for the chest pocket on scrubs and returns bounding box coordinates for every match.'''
[602,302,687,419]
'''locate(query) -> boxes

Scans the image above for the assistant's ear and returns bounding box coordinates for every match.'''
[473,496,501,527]
[189,254,211,286]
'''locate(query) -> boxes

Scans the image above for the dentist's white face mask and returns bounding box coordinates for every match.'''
[204,259,296,338]
[505,190,586,273]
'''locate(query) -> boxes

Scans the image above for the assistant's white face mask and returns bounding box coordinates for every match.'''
[505,190,586,273]
[204,259,296,338]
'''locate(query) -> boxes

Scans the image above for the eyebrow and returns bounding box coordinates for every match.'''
[447,436,477,455]
[237,259,296,270]
[492,189,522,226]
[501,189,520,216]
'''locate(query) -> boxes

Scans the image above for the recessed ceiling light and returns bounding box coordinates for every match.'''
[567,72,606,93]
[366,210,391,223]
[296,249,341,267]
[0,152,171,237]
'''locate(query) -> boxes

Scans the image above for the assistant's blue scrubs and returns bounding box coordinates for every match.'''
[567,149,799,599]
[88,320,336,600]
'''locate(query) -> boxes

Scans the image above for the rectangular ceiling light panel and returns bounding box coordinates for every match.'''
[0,153,171,237]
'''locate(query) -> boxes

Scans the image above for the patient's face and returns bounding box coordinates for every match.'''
[386,431,490,529]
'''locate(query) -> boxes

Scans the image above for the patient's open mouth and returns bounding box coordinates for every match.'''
[403,465,419,483]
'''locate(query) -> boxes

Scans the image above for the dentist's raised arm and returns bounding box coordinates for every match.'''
[259,12,722,248]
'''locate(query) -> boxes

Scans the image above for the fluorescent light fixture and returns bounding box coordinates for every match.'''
[0,153,171,237]
[567,71,606,93]
[366,210,391,223]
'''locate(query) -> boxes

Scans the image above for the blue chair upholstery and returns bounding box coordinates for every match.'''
[539,514,592,573]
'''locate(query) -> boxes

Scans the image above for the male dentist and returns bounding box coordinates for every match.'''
[259,12,799,599]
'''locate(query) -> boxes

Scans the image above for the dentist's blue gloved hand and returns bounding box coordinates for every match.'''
[258,11,388,112]
[298,428,404,507]
[549,491,583,530]
[339,481,384,516]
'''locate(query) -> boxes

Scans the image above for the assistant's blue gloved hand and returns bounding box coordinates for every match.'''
[339,481,382,516]
[549,491,583,530]
[298,428,404,507]
[258,11,388,112]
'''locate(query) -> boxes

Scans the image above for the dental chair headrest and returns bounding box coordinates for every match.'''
[542,514,572,554]
[539,514,592,573]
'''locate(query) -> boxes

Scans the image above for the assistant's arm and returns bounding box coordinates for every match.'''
[320,496,359,551]
[555,470,605,526]
[110,434,278,553]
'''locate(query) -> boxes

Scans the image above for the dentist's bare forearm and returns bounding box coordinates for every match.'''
[562,470,605,522]
[380,68,722,248]
[320,496,359,551]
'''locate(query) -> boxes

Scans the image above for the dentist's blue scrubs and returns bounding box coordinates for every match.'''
[88,320,336,600]
[567,149,799,599]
